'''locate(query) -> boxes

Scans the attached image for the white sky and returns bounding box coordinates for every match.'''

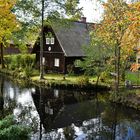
[79,0,134,22]
[79,0,105,23]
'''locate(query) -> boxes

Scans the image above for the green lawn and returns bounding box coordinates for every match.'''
[126,71,140,85]
[31,73,97,85]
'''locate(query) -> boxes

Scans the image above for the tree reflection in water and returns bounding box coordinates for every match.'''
[1,75,140,140]
[31,87,140,140]
[0,76,40,134]
[0,76,4,117]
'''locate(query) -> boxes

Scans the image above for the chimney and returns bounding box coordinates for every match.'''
[81,17,86,23]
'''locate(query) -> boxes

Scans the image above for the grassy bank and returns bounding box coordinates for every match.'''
[126,71,140,85]
[0,68,110,91]
[1,67,140,110]
[109,89,140,110]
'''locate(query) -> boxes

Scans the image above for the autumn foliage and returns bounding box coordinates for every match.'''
[130,63,140,72]
[0,0,19,68]
[95,0,140,87]
[0,0,18,43]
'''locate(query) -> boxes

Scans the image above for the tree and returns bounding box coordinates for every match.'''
[0,0,19,68]
[13,0,82,44]
[97,0,140,91]
[14,0,82,79]
[77,31,112,86]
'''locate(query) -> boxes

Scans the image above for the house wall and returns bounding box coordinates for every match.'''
[34,26,66,73]
[35,52,65,73]
[44,52,65,73]
[33,26,84,74]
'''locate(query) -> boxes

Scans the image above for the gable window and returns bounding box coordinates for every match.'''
[45,32,55,45]
[48,46,51,51]
[54,58,60,67]
[46,38,50,44]
[51,38,54,44]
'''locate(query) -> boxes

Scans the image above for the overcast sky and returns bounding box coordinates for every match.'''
[79,0,135,22]
[79,0,105,23]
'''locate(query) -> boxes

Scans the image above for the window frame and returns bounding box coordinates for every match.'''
[51,37,55,44]
[54,58,60,67]
[46,38,50,44]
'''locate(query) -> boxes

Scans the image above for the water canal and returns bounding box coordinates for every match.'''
[0,75,140,140]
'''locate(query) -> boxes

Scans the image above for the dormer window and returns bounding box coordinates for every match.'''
[45,32,55,45]
[46,38,50,44]
[51,38,54,44]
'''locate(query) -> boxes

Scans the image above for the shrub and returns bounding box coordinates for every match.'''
[0,125,31,140]
[77,76,89,86]
[24,64,34,78]
[4,54,35,78]
[67,64,74,75]
[0,115,14,130]
[100,71,109,82]
[0,115,31,140]
[4,54,35,70]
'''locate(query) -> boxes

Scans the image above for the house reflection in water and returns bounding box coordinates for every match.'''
[31,87,97,132]
[31,87,140,140]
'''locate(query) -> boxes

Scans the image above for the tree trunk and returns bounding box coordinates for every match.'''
[96,74,100,87]
[117,46,120,92]
[39,0,44,80]
[114,42,121,93]
[0,77,4,114]
[114,44,118,93]
[0,43,5,69]
[121,60,128,81]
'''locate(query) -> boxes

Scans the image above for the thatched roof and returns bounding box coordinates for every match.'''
[53,21,92,57]
[32,21,93,57]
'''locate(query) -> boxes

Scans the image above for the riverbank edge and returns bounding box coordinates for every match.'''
[1,69,140,111]
[0,69,110,91]
[109,91,140,111]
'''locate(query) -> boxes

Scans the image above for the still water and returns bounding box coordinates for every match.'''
[0,75,140,140]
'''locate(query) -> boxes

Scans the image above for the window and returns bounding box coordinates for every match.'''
[54,58,60,67]
[74,60,81,67]
[54,89,59,98]
[51,38,55,44]
[46,38,50,44]
[42,57,45,65]
[48,46,51,51]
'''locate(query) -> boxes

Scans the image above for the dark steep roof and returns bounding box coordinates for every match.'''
[53,21,91,57]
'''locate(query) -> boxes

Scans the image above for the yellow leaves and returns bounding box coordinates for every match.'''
[97,0,140,63]
[0,0,16,13]
[0,0,18,43]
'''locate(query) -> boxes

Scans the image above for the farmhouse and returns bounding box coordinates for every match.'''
[32,18,94,74]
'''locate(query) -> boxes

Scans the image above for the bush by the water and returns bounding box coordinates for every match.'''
[77,76,89,86]
[4,54,35,70]
[0,115,31,140]
[4,54,35,78]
